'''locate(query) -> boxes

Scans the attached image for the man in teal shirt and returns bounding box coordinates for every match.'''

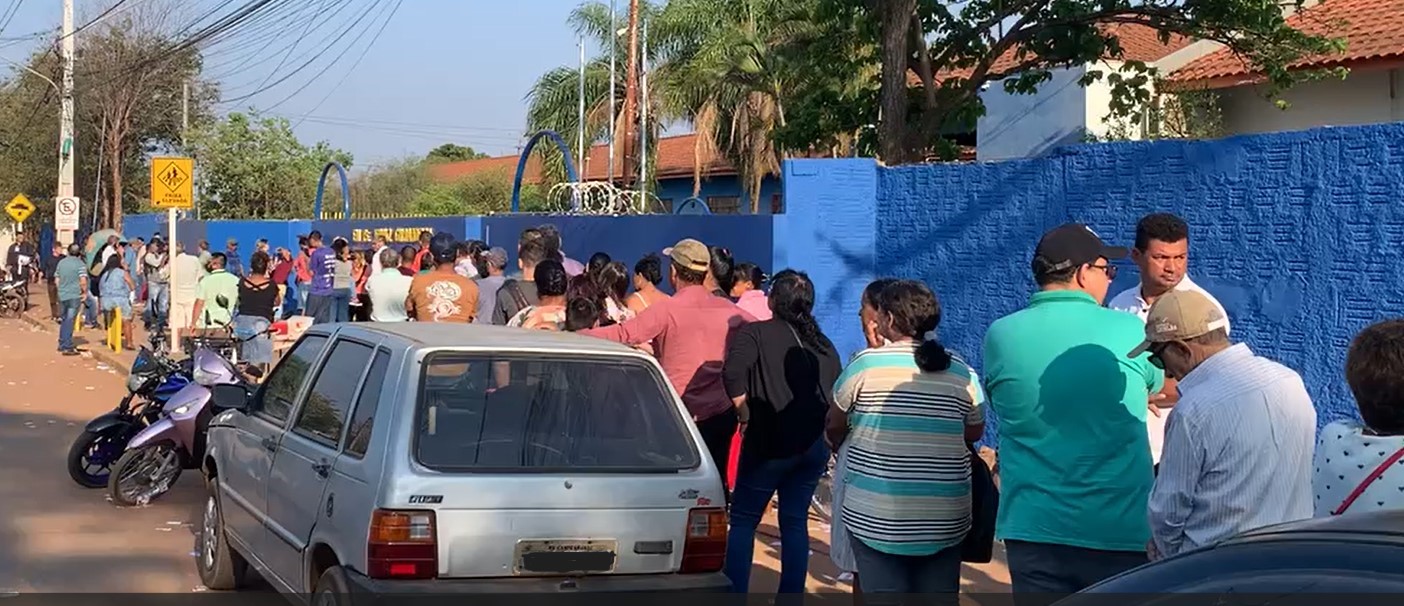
[54,244,88,355]
[982,223,1165,600]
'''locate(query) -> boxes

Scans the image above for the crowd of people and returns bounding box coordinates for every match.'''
[23,213,1404,601]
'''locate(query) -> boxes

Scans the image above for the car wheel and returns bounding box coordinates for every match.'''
[313,566,352,606]
[197,487,248,590]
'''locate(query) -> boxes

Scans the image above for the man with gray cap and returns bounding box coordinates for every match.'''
[474,247,508,325]
[982,223,1164,599]
[1134,289,1314,561]
[583,238,756,484]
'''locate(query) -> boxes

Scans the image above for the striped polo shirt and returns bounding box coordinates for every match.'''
[833,341,985,556]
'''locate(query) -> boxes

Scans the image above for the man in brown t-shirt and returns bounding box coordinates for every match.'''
[406,233,478,322]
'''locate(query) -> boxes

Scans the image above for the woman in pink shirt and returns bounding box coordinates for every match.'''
[731,263,771,320]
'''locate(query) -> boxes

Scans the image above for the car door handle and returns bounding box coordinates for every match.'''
[260,437,277,452]
[312,460,330,479]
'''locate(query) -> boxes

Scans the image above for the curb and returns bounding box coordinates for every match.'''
[18,310,133,375]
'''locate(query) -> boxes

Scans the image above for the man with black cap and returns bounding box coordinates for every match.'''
[406,232,478,323]
[981,223,1166,601]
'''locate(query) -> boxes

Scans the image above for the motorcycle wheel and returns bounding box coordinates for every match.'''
[66,429,128,488]
[108,443,183,507]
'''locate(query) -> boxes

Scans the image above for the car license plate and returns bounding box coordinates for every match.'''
[514,539,618,575]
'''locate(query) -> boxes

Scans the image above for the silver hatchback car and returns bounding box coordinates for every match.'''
[196,323,730,598]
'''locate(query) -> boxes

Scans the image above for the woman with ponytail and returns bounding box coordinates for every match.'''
[825,279,986,597]
[720,270,841,595]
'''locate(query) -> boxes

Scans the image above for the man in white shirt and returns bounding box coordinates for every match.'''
[1129,290,1313,559]
[369,235,389,274]
[366,247,413,321]
[169,241,205,338]
[1107,213,1229,470]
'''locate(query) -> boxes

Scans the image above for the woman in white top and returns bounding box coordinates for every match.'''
[1314,319,1404,516]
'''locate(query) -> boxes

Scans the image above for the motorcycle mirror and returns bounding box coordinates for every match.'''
[244,366,264,379]
[210,384,250,412]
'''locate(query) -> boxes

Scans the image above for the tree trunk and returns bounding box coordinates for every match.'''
[106,135,123,232]
[877,0,917,164]
[621,0,641,187]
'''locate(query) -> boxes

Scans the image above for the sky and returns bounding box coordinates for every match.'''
[0,0,602,169]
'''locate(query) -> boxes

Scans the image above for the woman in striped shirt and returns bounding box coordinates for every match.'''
[826,280,986,600]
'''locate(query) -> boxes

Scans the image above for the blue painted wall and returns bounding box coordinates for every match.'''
[786,122,1404,443]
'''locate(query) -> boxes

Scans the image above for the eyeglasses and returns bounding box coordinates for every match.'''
[1089,263,1118,280]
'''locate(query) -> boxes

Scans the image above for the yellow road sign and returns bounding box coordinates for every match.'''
[5,194,34,223]
[151,157,194,209]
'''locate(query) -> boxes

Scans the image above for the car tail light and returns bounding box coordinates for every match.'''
[680,507,726,573]
[367,509,437,580]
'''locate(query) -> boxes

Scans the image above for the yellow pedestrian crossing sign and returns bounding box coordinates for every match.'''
[151,157,194,209]
[5,194,34,223]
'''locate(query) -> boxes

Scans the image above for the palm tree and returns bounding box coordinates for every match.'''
[525,1,673,187]
[658,0,818,212]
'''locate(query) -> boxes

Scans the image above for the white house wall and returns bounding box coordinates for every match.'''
[1217,68,1404,136]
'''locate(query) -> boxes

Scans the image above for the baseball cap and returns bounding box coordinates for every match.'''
[1033,223,1128,272]
[483,247,508,268]
[429,232,458,264]
[663,238,710,272]
[1127,290,1229,358]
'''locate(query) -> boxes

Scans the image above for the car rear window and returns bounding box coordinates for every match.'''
[414,352,702,472]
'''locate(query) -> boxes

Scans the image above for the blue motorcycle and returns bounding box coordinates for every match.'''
[66,345,192,488]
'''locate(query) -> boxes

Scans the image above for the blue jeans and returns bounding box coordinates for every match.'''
[331,288,352,323]
[849,536,962,604]
[145,282,169,328]
[83,293,99,327]
[58,298,79,350]
[724,437,829,594]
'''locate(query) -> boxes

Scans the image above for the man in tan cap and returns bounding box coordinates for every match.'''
[583,238,756,485]
[1130,290,1314,561]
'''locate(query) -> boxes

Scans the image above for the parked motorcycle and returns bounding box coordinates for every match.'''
[66,344,190,488]
[107,296,265,506]
[0,275,26,317]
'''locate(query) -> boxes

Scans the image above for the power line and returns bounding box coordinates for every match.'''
[216,0,385,105]
[290,0,401,125]
[0,0,26,41]
[276,112,527,135]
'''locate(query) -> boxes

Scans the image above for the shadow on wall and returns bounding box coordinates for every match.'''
[786,121,1404,444]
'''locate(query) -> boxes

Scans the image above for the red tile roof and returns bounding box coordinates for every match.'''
[908,23,1194,86]
[1167,0,1404,88]
[427,133,735,185]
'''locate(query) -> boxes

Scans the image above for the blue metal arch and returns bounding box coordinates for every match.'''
[674,197,711,215]
[512,130,580,213]
[313,161,351,220]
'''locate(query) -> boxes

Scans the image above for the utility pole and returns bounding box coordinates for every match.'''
[639,20,648,198]
[607,0,617,186]
[167,81,189,354]
[621,0,640,188]
[577,37,586,179]
[57,0,76,244]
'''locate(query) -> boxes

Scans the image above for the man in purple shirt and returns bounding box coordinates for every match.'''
[305,230,336,323]
[583,238,754,485]
[536,224,585,277]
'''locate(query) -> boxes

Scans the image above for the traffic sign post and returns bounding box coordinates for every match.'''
[151,157,194,355]
[56,196,80,244]
[6,194,35,232]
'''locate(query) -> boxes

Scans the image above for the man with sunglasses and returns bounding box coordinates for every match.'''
[1130,290,1313,561]
[1109,213,1231,472]
[982,223,1164,601]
